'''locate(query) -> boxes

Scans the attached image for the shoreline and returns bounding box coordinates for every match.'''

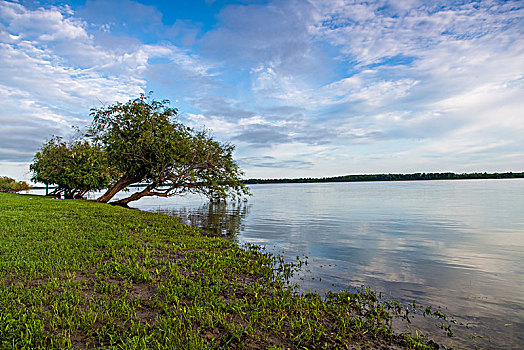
[0,192,450,349]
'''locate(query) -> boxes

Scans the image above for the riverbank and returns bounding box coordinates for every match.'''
[243,171,524,184]
[0,193,442,349]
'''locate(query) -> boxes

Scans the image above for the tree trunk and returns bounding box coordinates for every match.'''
[96,177,136,203]
[111,183,156,206]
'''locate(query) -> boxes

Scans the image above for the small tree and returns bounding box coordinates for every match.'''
[0,176,32,193]
[30,137,111,199]
[89,93,249,205]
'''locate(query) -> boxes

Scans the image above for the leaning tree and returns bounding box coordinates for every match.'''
[88,93,249,205]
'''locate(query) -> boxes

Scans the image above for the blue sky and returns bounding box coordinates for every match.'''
[1,0,523,181]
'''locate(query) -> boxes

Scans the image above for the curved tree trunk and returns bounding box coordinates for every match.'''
[96,176,136,203]
[111,182,156,206]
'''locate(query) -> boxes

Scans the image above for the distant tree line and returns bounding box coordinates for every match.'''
[243,172,524,184]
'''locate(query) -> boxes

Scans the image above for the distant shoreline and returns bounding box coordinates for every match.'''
[242,171,524,184]
[30,171,524,189]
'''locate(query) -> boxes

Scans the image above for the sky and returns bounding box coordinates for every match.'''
[0,0,523,182]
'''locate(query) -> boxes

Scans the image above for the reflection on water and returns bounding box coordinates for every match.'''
[149,201,251,237]
[33,179,524,348]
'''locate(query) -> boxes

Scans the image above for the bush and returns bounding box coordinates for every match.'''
[0,176,32,192]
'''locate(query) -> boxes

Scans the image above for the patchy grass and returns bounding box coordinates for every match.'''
[0,193,442,349]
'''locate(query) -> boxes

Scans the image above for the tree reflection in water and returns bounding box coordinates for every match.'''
[150,201,250,238]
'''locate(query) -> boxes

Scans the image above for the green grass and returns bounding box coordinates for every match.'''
[0,193,441,349]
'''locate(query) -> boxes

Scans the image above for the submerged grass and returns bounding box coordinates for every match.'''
[0,193,442,349]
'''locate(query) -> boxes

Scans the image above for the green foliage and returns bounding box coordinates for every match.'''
[89,93,249,204]
[30,136,111,199]
[0,176,31,192]
[88,94,182,183]
[244,172,524,184]
[0,193,442,349]
[152,129,249,202]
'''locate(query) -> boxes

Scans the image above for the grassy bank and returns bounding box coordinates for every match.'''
[0,193,441,349]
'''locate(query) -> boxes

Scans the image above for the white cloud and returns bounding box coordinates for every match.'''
[0,0,216,173]
[234,0,524,176]
[0,2,87,41]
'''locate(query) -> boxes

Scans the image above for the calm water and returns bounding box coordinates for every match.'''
[35,179,524,348]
